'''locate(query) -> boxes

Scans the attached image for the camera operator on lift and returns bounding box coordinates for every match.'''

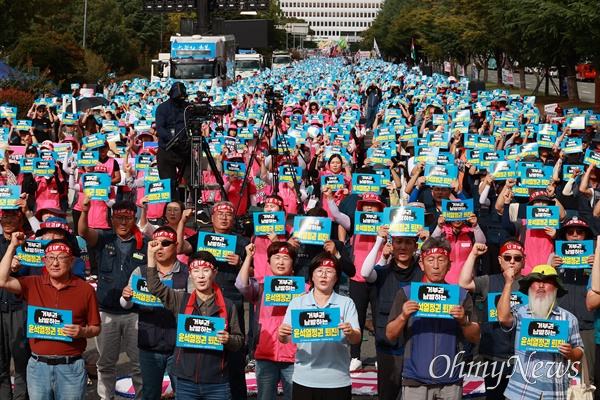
[155,82,193,202]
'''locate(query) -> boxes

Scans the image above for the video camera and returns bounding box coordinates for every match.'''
[264,85,284,102]
[190,100,232,119]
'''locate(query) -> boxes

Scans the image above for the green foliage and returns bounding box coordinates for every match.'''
[0,88,35,119]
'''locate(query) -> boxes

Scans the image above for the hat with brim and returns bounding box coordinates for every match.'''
[357,192,385,211]
[35,217,74,239]
[0,143,13,153]
[558,216,594,240]
[34,207,67,221]
[518,264,567,298]
[528,190,555,206]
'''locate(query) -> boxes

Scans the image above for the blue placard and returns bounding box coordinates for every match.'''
[130,275,172,307]
[373,168,391,185]
[426,132,450,148]
[292,216,331,245]
[584,149,600,166]
[555,240,594,268]
[81,133,106,149]
[367,148,393,164]
[354,211,383,235]
[223,161,246,178]
[253,211,286,236]
[77,151,99,167]
[321,175,345,191]
[384,206,425,236]
[563,164,583,182]
[410,282,460,319]
[490,160,517,180]
[517,318,569,353]
[263,276,305,306]
[176,315,224,350]
[518,164,553,188]
[195,232,237,261]
[442,199,474,221]
[19,158,34,174]
[526,205,560,229]
[562,137,582,154]
[425,164,457,187]
[479,150,504,168]
[145,179,171,204]
[26,306,73,342]
[145,167,160,183]
[0,186,21,209]
[276,136,297,153]
[487,292,528,322]
[278,166,302,183]
[17,239,49,267]
[373,126,395,143]
[291,308,341,343]
[351,174,381,194]
[82,173,111,200]
[33,159,55,177]
[135,154,154,170]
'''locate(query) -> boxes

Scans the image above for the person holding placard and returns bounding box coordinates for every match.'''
[498,264,583,399]
[360,225,425,400]
[236,242,300,400]
[278,252,361,400]
[458,239,526,399]
[386,236,480,399]
[146,249,244,400]
[120,226,190,400]
[0,235,101,400]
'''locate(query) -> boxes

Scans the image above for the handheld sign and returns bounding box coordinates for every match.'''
[354,211,383,236]
[19,158,34,173]
[195,232,237,262]
[563,165,583,182]
[442,199,473,221]
[352,173,381,194]
[555,240,594,268]
[518,164,553,188]
[321,175,345,191]
[130,275,172,307]
[223,161,246,178]
[145,179,171,204]
[490,160,517,180]
[81,133,106,149]
[385,206,425,236]
[33,159,55,177]
[292,216,331,245]
[487,292,528,322]
[279,166,302,183]
[518,319,569,353]
[526,205,560,229]
[410,282,460,319]
[263,276,305,306]
[16,239,49,267]
[145,167,160,183]
[27,306,73,342]
[367,148,393,164]
[584,149,600,166]
[135,155,154,170]
[291,308,341,343]
[77,151,99,167]
[253,211,286,236]
[425,164,457,188]
[176,315,225,350]
[83,173,111,201]
[0,186,21,209]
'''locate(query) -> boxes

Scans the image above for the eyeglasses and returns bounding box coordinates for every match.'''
[45,255,71,264]
[314,269,336,277]
[215,211,234,218]
[432,187,450,192]
[113,215,135,223]
[158,240,176,248]
[502,254,524,262]
[566,228,585,235]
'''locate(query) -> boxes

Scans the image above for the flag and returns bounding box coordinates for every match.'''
[411,38,416,60]
[373,38,381,59]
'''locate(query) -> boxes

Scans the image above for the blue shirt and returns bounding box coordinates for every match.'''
[503,304,583,400]
[283,290,359,389]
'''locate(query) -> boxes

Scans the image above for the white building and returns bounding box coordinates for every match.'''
[278,0,381,43]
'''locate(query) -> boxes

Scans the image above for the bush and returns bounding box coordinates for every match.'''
[0,88,35,119]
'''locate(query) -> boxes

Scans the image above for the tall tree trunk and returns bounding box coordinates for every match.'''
[520,69,526,90]
[565,62,579,100]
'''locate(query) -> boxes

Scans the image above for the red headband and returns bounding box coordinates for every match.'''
[113,208,136,217]
[189,259,216,272]
[278,246,291,256]
[318,259,336,269]
[153,230,176,241]
[265,197,284,208]
[40,221,72,234]
[45,243,72,256]
[212,203,235,215]
[500,242,524,255]
[421,247,450,259]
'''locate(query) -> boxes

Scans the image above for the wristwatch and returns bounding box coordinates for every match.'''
[460,317,470,327]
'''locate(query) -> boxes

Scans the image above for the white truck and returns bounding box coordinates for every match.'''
[151,35,236,88]
[271,51,292,69]
[234,52,265,79]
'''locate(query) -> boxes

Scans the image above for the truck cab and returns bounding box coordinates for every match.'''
[235,52,265,79]
[271,51,292,69]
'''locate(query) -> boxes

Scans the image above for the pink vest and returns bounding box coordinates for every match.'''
[523,221,554,275]
[441,225,474,285]
[351,234,379,283]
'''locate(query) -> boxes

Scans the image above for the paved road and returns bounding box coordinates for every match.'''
[485,71,595,103]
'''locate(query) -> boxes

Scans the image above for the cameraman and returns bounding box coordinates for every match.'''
[156,82,192,201]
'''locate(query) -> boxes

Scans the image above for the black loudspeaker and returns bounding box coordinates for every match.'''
[180,18,195,36]
[468,81,486,93]
[422,66,433,76]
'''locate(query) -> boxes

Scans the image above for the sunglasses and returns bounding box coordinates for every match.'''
[566,227,585,235]
[502,254,524,262]
[158,240,176,248]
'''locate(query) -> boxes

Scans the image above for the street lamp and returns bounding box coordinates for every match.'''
[83,0,88,48]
